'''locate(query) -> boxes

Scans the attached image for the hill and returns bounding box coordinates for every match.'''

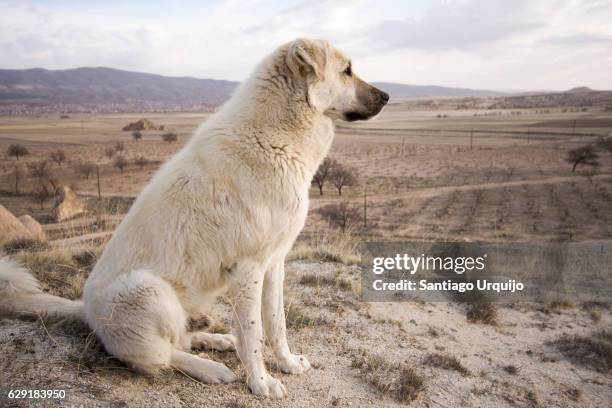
[372,82,505,98]
[0,67,511,115]
[0,67,238,114]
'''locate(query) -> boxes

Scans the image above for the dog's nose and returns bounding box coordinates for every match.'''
[380,91,389,104]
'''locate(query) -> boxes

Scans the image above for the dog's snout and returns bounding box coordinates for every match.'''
[380,91,389,104]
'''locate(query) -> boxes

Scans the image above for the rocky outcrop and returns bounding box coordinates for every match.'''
[18,215,47,243]
[122,119,164,132]
[0,205,35,246]
[52,186,85,222]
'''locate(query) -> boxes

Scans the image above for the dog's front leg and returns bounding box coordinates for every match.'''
[263,260,311,374]
[227,260,286,398]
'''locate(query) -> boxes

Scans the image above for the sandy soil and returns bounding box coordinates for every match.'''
[1,260,610,407]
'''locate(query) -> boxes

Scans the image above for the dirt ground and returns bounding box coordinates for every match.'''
[2,260,610,407]
[1,102,611,406]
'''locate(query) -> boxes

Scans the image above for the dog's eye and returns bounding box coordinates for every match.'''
[343,64,352,76]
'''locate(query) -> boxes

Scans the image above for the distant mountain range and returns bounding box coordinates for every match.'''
[0,67,510,114]
[0,67,237,114]
[0,67,608,115]
[372,82,505,98]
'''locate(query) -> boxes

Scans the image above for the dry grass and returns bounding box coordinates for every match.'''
[13,243,102,299]
[424,353,470,376]
[466,302,498,326]
[285,303,328,330]
[2,238,49,254]
[288,229,359,265]
[543,299,576,314]
[503,365,518,375]
[351,349,425,404]
[298,273,352,291]
[550,330,612,373]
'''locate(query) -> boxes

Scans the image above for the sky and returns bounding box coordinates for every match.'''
[1,0,611,91]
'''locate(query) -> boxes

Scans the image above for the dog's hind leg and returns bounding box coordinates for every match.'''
[84,269,237,384]
[190,331,236,352]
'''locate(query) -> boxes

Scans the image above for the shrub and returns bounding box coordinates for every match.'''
[113,156,127,173]
[311,158,335,195]
[161,132,178,143]
[135,156,149,170]
[76,162,95,179]
[329,163,358,196]
[49,149,67,166]
[8,144,30,160]
[566,145,599,172]
[318,202,361,233]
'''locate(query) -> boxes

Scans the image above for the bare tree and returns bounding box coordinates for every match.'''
[114,141,126,154]
[32,185,51,209]
[76,162,95,179]
[104,147,115,159]
[113,156,128,174]
[8,144,30,160]
[49,149,67,166]
[566,145,599,172]
[28,160,57,191]
[161,132,178,143]
[317,202,360,233]
[135,156,149,170]
[329,163,357,196]
[132,130,143,141]
[312,158,335,195]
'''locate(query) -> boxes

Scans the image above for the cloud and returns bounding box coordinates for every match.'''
[367,0,544,51]
[539,33,612,47]
[0,0,611,90]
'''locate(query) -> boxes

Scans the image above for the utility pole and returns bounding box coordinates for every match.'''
[14,164,19,194]
[363,188,367,229]
[96,164,101,200]
[470,129,473,150]
[527,126,530,143]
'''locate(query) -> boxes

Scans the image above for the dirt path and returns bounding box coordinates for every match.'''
[309,174,612,209]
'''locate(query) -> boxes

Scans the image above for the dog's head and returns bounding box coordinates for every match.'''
[285,38,389,121]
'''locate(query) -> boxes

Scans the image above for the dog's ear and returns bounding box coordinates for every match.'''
[286,38,327,80]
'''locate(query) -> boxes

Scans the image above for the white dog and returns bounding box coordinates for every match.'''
[0,38,388,398]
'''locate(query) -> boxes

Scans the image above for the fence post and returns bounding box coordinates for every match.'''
[527,126,530,143]
[96,164,101,200]
[470,129,473,150]
[363,188,367,229]
[14,164,19,194]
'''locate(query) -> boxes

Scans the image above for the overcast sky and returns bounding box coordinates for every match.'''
[1,0,611,91]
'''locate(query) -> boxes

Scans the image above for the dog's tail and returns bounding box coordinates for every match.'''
[0,255,85,321]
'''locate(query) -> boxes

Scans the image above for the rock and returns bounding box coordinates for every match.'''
[18,215,47,243]
[0,205,34,246]
[122,118,164,132]
[52,186,85,222]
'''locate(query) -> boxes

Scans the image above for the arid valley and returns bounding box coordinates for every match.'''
[1,94,611,407]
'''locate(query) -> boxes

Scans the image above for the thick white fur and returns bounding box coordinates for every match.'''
[0,38,385,398]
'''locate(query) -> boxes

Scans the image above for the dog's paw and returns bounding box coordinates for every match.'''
[193,357,238,384]
[278,353,311,374]
[248,373,286,398]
